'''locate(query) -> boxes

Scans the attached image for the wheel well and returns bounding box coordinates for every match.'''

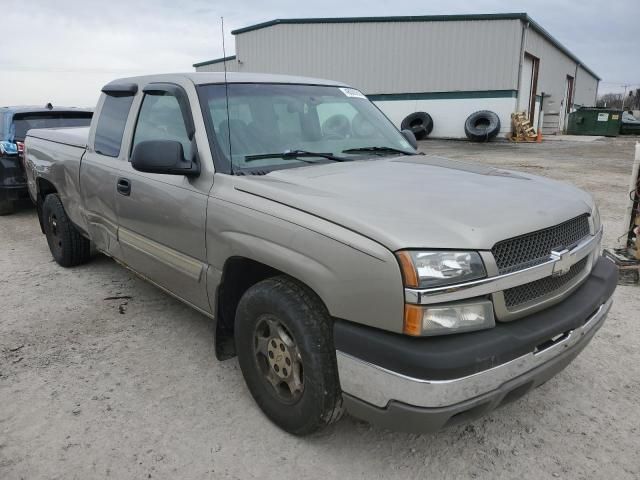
[36,178,58,233]
[214,257,285,360]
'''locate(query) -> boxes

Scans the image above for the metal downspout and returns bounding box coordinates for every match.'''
[574,62,580,110]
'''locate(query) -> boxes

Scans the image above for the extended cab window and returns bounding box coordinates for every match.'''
[94,95,134,157]
[132,93,192,159]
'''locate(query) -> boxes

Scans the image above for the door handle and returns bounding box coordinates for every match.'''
[117,177,131,196]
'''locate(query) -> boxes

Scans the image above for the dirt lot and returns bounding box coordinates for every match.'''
[1,137,639,480]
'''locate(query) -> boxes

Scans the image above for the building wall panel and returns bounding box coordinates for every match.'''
[574,65,598,107]
[524,28,598,113]
[235,20,523,94]
[375,96,517,138]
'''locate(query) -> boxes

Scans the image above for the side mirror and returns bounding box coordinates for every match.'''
[401,129,418,149]
[131,140,199,177]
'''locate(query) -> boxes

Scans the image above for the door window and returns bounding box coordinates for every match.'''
[132,93,192,159]
[94,95,135,157]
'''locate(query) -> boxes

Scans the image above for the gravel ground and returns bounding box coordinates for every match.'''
[1,137,639,479]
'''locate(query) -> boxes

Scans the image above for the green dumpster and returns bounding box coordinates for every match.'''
[566,108,622,137]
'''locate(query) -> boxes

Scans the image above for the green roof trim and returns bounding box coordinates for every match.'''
[367,90,517,101]
[230,13,599,80]
[193,55,236,68]
[230,13,529,34]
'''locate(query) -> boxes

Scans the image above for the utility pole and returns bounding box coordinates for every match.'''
[622,84,629,110]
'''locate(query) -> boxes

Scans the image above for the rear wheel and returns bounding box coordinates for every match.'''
[42,194,91,267]
[235,276,343,435]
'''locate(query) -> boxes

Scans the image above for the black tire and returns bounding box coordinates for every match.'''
[464,110,501,142]
[0,200,15,216]
[42,194,91,267]
[401,112,433,140]
[235,276,343,435]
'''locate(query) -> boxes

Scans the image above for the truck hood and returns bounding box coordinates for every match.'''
[234,155,594,251]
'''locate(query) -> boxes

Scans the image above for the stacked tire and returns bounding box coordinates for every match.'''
[464,111,501,142]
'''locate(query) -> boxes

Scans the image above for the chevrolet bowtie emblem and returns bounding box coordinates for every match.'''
[550,249,572,276]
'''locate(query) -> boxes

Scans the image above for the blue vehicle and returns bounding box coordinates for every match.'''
[0,105,92,214]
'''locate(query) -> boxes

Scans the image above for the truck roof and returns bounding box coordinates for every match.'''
[104,72,350,88]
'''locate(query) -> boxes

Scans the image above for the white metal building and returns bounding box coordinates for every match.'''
[194,13,600,138]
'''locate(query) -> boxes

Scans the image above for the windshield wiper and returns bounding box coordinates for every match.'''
[245,150,349,162]
[342,146,417,156]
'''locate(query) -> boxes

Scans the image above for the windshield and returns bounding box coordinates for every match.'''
[198,83,415,173]
[12,112,93,140]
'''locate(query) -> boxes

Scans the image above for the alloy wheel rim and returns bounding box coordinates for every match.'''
[253,315,304,404]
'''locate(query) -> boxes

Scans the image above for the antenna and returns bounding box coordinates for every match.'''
[221,16,233,174]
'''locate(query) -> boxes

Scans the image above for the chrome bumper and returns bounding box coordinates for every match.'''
[337,297,612,409]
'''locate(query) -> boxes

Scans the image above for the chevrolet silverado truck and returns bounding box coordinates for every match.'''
[24,73,617,435]
[0,105,92,214]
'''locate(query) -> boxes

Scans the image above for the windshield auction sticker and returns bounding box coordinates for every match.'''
[339,87,367,99]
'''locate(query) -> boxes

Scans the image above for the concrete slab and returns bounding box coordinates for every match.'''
[2,136,639,480]
[542,134,605,142]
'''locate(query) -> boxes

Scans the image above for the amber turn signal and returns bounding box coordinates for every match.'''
[403,304,424,336]
[396,251,419,288]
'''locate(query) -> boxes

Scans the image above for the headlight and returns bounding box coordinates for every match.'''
[404,300,495,336]
[396,250,486,288]
[591,203,601,233]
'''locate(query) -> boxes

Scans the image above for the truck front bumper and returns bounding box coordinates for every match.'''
[334,257,617,432]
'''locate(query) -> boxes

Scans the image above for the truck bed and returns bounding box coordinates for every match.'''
[25,127,89,231]
[26,126,89,149]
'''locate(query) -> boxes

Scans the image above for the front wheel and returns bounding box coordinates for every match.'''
[235,276,343,435]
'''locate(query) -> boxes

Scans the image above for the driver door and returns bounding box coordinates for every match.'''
[115,83,212,313]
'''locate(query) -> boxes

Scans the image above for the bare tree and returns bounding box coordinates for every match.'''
[597,93,624,108]
[630,89,640,109]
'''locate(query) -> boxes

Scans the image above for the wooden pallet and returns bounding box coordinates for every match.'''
[510,112,538,142]
[603,248,640,285]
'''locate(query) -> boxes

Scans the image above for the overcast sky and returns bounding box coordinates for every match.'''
[1,0,637,107]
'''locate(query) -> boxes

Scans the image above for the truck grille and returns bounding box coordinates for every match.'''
[503,257,589,309]
[492,214,590,275]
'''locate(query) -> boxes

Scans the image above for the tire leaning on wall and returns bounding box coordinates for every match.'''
[464,110,501,142]
[400,112,433,140]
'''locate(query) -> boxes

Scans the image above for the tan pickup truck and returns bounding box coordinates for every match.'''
[24,73,617,435]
